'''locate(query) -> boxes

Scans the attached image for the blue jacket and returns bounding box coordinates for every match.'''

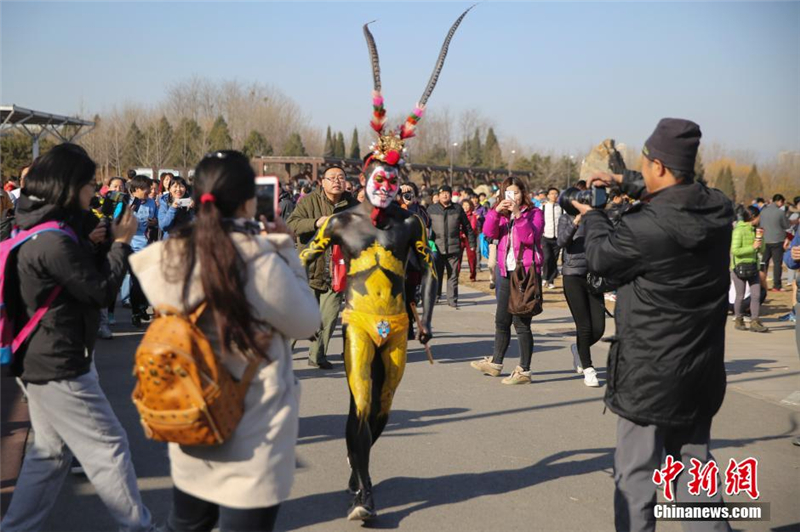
[158,199,194,240]
[130,198,157,252]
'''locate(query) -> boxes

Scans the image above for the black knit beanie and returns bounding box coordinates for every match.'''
[643,118,701,173]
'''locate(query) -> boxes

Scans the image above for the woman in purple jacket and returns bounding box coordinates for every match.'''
[471,177,544,384]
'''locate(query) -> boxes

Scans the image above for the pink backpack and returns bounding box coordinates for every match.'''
[0,221,78,365]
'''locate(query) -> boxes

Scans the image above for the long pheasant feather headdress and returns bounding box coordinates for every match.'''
[364,5,474,168]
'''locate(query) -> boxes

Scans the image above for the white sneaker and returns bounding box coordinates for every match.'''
[570,344,583,374]
[547,282,556,290]
[583,367,600,387]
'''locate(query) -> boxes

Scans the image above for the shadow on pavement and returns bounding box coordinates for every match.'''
[724,358,778,376]
[298,408,469,447]
[277,447,615,530]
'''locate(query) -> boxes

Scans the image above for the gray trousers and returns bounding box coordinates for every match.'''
[308,287,343,364]
[614,416,730,532]
[1,364,152,532]
[435,253,461,304]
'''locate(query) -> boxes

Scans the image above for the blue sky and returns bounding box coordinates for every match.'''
[2,1,798,159]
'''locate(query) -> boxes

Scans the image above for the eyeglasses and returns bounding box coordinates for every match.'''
[324,176,347,182]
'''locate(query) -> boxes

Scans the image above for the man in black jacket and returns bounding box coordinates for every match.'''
[573,119,734,532]
[428,185,476,308]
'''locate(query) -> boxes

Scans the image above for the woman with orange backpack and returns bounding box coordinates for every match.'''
[130,150,320,532]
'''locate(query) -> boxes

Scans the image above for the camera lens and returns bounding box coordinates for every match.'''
[558,186,607,215]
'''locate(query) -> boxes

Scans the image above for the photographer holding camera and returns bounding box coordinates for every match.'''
[572,119,734,532]
[2,144,152,531]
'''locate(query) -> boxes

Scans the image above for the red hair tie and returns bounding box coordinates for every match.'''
[200,193,216,205]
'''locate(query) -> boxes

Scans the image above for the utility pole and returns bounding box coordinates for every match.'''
[449,142,458,186]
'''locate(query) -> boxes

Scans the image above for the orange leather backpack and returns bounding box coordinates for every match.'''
[132,303,260,446]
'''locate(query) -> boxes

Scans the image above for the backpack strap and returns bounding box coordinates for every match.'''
[189,302,208,324]
[11,286,62,353]
[239,356,262,389]
[5,222,79,355]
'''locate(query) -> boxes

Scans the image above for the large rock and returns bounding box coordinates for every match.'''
[580,139,627,181]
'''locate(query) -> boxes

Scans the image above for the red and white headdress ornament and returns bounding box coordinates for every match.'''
[363,6,474,170]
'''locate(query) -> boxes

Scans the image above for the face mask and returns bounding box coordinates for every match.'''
[365,165,399,209]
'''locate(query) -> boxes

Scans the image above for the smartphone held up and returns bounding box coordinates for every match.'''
[255,176,280,228]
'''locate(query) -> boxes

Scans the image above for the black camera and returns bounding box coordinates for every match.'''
[91,190,130,221]
[402,191,415,203]
[558,186,608,216]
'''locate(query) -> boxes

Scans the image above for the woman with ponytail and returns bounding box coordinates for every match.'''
[130,150,320,531]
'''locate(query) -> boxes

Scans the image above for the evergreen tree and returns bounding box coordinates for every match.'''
[714,165,736,201]
[0,132,50,179]
[172,118,202,169]
[150,116,174,168]
[423,144,448,166]
[334,131,346,158]
[242,130,273,158]
[207,115,232,152]
[483,127,503,169]
[743,164,764,202]
[464,128,483,167]
[349,128,361,160]
[323,126,334,157]
[123,121,145,170]
[282,132,307,157]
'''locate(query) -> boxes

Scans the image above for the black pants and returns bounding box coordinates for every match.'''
[491,270,534,371]
[541,237,560,284]
[129,270,148,317]
[167,487,280,532]
[762,242,785,289]
[435,253,461,304]
[562,275,606,369]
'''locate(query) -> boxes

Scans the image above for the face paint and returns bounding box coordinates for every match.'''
[365,165,399,209]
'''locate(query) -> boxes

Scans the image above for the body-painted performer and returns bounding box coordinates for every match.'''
[299,7,473,521]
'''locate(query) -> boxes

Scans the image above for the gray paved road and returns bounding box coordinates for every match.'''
[40,287,799,531]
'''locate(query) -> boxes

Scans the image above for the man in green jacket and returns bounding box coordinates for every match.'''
[288,166,359,368]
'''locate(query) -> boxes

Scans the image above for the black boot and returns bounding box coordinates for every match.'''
[347,486,376,521]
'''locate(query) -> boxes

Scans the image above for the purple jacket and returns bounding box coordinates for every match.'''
[483,206,544,277]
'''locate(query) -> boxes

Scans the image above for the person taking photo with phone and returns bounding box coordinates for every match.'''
[131,149,320,531]
[158,175,195,240]
[470,176,544,385]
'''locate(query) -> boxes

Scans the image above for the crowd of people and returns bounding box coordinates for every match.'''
[0,116,798,531]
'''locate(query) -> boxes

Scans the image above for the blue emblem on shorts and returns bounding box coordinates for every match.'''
[377,320,391,339]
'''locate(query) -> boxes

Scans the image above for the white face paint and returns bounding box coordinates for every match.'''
[365,165,399,209]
